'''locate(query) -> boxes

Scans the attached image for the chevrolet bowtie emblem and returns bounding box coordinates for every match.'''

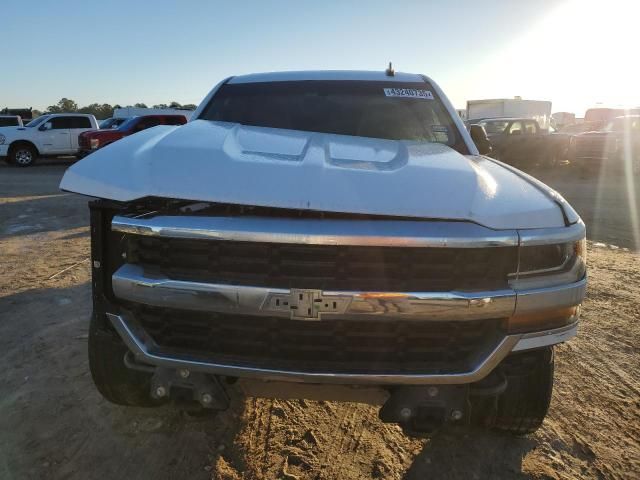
[263,289,350,320]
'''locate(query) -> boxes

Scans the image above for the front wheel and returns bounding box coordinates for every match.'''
[10,144,37,167]
[493,347,554,435]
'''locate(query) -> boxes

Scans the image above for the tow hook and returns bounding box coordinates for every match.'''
[379,385,469,435]
[150,367,229,410]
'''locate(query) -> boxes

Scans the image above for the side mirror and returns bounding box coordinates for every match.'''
[469,125,492,155]
[39,122,52,131]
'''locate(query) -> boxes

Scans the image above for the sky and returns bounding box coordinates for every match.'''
[2,0,638,116]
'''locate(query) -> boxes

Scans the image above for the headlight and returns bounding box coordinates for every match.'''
[508,236,586,333]
[510,237,586,290]
[90,138,100,149]
[0,134,5,145]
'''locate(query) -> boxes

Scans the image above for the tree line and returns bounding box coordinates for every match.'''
[42,98,198,119]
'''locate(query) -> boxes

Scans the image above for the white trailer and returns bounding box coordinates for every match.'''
[113,107,194,120]
[467,98,552,130]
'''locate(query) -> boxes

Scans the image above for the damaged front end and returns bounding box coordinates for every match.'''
[86,196,584,434]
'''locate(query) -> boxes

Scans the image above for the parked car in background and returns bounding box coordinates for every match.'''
[99,117,129,129]
[114,107,194,120]
[0,107,33,124]
[61,70,586,437]
[78,114,187,156]
[551,112,576,131]
[467,123,492,155]
[558,121,602,135]
[0,115,23,127]
[467,98,552,130]
[568,115,640,172]
[469,117,570,168]
[583,107,640,131]
[0,113,98,166]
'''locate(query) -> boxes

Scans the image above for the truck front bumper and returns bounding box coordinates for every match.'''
[107,311,578,386]
[95,208,586,388]
[106,263,585,386]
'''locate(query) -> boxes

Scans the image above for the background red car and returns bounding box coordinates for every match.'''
[78,114,187,155]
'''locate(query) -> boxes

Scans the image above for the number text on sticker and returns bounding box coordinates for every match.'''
[383,88,434,100]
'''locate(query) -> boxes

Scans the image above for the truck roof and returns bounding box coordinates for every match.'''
[228,70,426,84]
[48,113,95,117]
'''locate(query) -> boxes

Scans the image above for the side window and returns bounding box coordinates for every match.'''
[50,117,74,129]
[70,117,92,129]
[508,121,523,135]
[523,121,537,135]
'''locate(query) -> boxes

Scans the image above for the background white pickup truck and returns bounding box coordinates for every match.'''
[0,113,98,166]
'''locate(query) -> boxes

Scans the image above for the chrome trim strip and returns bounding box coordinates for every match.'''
[107,312,521,385]
[514,277,587,316]
[511,321,579,352]
[111,215,519,248]
[112,264,587,322]
[517,221,586,246]
[112,264,516,321]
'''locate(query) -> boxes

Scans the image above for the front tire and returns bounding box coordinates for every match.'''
[10,144,37,167]
[493,347,554,435]
[88,312,162,407]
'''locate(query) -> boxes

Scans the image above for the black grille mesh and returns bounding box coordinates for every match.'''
[129,304,505,375]
[127,235,517,292]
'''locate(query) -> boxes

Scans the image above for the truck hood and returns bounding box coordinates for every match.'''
[60,120,570,229]
[0,126,27,137]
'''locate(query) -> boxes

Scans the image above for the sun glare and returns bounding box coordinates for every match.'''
[473,0,640,115]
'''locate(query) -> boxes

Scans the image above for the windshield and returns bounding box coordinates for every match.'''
[479,120,509,135]
[25,116,49,127]
[200,80,467,152]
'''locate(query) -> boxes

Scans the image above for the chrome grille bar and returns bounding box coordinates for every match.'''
[112,215,519,248]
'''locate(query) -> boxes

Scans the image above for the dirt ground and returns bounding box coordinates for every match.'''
[0,160,638,480]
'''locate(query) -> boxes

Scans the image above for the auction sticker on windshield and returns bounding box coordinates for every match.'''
[383,88,434,99]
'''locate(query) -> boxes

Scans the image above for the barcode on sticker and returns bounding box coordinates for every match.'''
[383,88,434,99]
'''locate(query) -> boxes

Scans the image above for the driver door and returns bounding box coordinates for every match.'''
[41,117,72,153]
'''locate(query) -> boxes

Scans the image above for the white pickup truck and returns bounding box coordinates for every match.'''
[0,113,98,166]
[61,70,586,436]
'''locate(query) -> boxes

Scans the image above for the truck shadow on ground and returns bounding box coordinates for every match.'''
[0,193,88,239]
[404,427,538,479]
[0,283,247,480]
